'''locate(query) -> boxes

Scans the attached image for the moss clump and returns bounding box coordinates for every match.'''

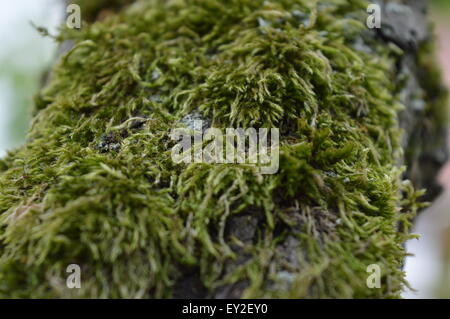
[0,0,444,298]
[72,0,136,22]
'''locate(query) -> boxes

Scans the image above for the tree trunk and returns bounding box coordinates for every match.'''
[0,0,447,298]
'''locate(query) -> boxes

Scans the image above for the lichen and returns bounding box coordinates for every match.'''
[0,0,445,298]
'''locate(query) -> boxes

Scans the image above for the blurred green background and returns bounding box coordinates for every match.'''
[434,0,450,9]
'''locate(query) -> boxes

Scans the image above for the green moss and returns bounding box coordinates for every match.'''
[0,0,443,298]
[73,0,136,22]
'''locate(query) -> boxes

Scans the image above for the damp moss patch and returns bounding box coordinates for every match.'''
[0,0,444,298]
